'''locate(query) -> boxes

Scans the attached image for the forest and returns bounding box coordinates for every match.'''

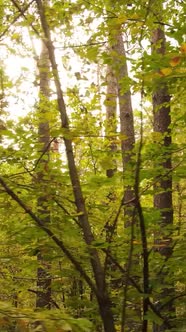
[0,0,186,331]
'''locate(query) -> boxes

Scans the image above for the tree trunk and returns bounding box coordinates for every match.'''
[110,29,141,331]
[97,296,116,332]
[152,27,174,332]
[36,37,51,310]
[35,1,116,331]
[114,31,135,212]
[105,64,117,178]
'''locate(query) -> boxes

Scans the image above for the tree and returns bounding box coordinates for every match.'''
[151,20,174,332]
[36,1,116,331]
[35,34,51,311]
[0,0,185,331]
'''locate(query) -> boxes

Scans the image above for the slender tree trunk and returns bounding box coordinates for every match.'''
[104,62,117,252]
[152,27,174,332]
[36,38,51,310]
[109,29,142,331]
[114,32,135,212]
[105,64,117,178]
[35,1,116,331]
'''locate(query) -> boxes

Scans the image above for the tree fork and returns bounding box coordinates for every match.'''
[34,1,116,330]
[35,0,104,290]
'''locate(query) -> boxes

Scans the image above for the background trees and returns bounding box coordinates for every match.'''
[0,0,185,331]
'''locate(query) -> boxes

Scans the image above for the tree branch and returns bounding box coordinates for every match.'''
[0,176,98,298]
[0,0,35,40]
[10,0,40,37]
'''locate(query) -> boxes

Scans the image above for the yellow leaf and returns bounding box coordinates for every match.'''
[131,13,139,19]
[160,67,172,76]
[169,56,181,67]
[144,71,161,82]
[152,132,163,142]
[133,240,141,244]
[116,15,127,24]
[72,137,81,144]
[180,43,186,54]
[175,67,186,73]
[11,33,20,41]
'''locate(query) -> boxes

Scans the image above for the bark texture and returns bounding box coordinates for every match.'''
[113,31,135,222]
[36,37,51,310]
[152,27,174,332]
[105,64,117,178]
[109,29,141,331]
